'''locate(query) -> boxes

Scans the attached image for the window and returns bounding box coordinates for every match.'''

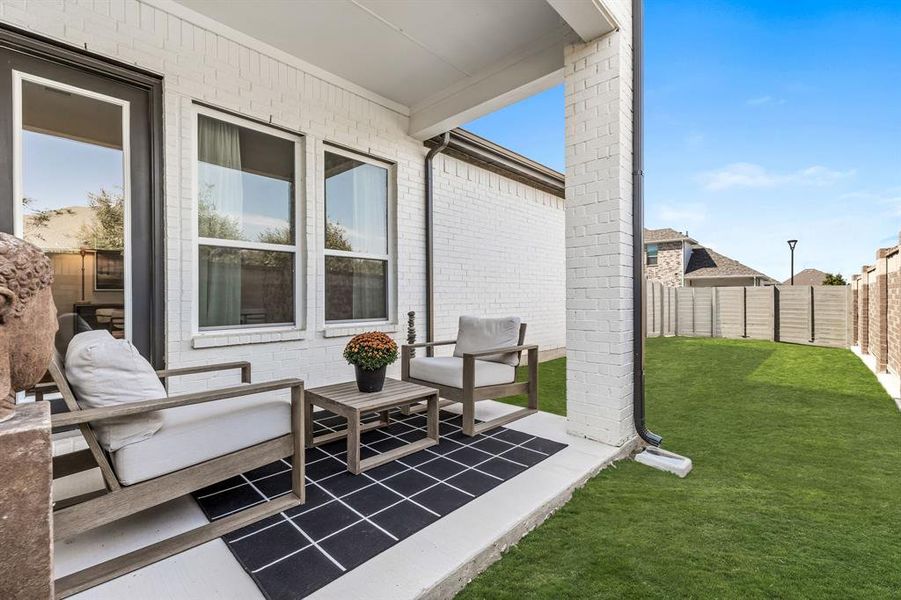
[196,111,300,330]
[324,149,391,323]
[647,243,658,266]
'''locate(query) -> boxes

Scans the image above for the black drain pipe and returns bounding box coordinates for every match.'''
[633,0,662,446]
[424,132,451,357]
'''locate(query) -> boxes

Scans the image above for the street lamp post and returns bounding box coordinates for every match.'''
[787,239,798,285]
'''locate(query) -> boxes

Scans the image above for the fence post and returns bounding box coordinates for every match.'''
[711,287,716,337]
[742,287,748,338]
[809,286,815,343]
[772,285,779,342]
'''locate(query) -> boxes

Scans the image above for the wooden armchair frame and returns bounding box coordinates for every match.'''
[401,323,538,436]
[39,353,305,599]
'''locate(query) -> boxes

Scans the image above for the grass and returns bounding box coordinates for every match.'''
[461,337,901,599]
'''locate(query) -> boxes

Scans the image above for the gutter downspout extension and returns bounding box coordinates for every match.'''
[425,132,451,358]
[632,0,662,446]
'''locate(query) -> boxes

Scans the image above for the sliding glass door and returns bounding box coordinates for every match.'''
[0,31,162,365]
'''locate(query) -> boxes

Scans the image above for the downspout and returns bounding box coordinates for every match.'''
[425,132,451,357]
[632,0,662,446]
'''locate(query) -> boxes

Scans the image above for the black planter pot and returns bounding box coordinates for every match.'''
[355,364,387,393]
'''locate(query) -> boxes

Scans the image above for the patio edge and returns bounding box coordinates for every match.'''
[417,437,639,600]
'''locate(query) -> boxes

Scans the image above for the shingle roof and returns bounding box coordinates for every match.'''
[644,228,697,244]
[783,269,828,286]
[684,246,775,282]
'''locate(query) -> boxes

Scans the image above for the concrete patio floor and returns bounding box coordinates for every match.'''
[55,401,630,600]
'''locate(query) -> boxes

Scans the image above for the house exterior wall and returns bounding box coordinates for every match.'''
[432,154,565,352]
[564,0,636,447]
[1,0,566,391]
[645,241,682,287]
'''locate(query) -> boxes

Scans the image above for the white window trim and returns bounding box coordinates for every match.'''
[191,105,306,337]
[11,70,134,342]
[321,144,397,329]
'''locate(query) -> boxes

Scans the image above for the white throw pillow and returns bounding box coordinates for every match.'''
[65,330,164,452]
[453,316,522,366]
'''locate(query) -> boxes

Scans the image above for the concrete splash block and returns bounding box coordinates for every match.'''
[635,447,693,478]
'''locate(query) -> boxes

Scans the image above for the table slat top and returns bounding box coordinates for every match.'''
[307,378,437,412]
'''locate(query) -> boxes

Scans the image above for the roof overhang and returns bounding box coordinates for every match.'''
[645,237,697,245]
[162,0,617,139]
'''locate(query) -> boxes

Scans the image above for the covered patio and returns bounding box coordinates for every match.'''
[0,0,649,598]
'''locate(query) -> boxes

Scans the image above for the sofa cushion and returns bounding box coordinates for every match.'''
[409,356,515,389]
[453,316,522,366]
[112,391,290,485]
[65,330,164,452]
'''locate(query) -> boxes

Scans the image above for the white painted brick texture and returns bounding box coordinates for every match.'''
[433,155,565,353]
[564,0,636,446]
[1,0,568,392]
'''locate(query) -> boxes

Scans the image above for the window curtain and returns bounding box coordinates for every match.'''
[198,117,243,327]
[351,165,387,318]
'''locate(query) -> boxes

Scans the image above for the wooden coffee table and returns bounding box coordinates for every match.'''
[304,378,440,474]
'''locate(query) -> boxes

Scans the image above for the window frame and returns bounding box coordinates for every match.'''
[646,243,658,266]
[322,144,396,326]
[191,105,305,335]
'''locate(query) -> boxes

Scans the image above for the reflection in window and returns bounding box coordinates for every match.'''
[198,115,294,244]
[19,78,127,352]
[199,246,294,328]
[196,113,299,330]
[325,257,387,322]
[324,150,390,322]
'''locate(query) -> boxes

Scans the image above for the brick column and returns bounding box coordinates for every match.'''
[850,276,859,346]
[858,266,869,354]
[872,249,890,371]
[888,243,901,375]
[564,0,636,446]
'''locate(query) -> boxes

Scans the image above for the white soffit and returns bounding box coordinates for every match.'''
[169,0,618,139]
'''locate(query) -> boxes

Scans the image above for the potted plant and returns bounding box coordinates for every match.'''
[343,331,398,393]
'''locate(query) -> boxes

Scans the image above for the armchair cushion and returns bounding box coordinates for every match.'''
[111,391,290,485]
[65,330,164,452]
[409,356,515,389]
[453,316,522,366]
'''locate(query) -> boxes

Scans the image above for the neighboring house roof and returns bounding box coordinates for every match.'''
[684,246,775,282]
[783,269,828,286]
[644,228,698,244]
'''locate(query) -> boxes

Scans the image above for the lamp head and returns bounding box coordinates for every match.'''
[787,239,798,250]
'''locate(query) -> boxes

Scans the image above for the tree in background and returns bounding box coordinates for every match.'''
[78,188,124,250]
[823,273,847,286]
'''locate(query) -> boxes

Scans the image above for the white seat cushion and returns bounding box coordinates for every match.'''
[453,316,522,366]
[409,356,515,389]
[112,391,290,485]
[65,330,164,452]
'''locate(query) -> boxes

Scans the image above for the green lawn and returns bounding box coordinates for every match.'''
[461,337,901,599]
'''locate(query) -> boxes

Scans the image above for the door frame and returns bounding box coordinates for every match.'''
[0,24,165,367]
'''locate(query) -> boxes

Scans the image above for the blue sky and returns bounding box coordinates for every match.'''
[465,0,901,282]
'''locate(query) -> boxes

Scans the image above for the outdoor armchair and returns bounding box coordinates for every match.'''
[401,316,538,436]
[37,331,305,598]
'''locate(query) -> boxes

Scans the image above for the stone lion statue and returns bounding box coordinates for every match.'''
[0,233,57,422]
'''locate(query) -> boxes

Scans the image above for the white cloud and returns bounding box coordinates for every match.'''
[746,95,785,106]
[698,162,856,191]
[654,202,707,225]
[840,187,901,215]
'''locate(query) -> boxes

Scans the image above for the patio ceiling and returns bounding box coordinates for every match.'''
[169,0,618,139]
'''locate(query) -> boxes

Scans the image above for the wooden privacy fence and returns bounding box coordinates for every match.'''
[646,282,851,347]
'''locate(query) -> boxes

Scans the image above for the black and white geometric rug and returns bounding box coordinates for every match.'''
[192,408,566,600]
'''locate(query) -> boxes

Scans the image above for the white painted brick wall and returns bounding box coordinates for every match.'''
[1,0,567,392]
[433,155,565,352]
[564,0,636,446]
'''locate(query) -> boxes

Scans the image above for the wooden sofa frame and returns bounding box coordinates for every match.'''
[36,353,305,599]
[401,323,538,436]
